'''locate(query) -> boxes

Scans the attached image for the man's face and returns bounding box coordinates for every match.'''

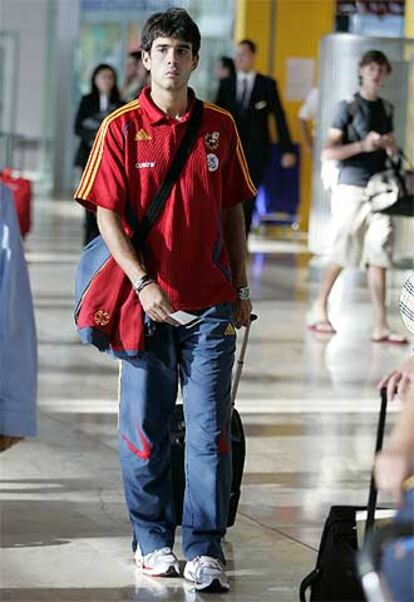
[235,44,255,73]
[142,37,198,92]
[359,62,389,91]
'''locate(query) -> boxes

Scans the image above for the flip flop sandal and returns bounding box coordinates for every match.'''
[307,321,337,335]
[371,332,408,345]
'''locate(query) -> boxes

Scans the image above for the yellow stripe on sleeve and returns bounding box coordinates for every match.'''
[75,100,139,200]
[75,103,129,198]
[75,123,107,199]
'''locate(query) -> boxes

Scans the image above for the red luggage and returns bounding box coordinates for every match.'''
[0,168,32,237]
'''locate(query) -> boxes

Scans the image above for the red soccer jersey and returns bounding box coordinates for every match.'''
[75,86,256,311]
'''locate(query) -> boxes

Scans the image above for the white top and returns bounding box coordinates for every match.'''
[298,87,319,121]
[99,94,109,112]
[236,71,256,107]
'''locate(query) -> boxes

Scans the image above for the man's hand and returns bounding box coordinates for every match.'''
[233,299,252,329]
[377,357,414,401]
[361,131,382,153]
[375,449,412,502]
[381,133,398,157]
[138,283,176,324]
[281,152,296,168]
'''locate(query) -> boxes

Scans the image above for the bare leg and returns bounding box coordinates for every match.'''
[311,263,343,325]
[368,266,389,338]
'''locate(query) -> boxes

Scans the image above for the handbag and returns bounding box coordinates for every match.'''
[366,152,414,217]
[74,99,204,356]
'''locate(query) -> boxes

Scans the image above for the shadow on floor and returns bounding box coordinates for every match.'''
[1,478,129,549]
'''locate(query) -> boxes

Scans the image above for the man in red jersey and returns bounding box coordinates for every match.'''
[75,8,255,593]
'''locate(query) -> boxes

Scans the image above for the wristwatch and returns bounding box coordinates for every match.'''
[237,286,251,301]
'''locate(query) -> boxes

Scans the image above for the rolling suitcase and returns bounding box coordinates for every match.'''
[169,315,256,527]
[300,388,390,601]
[0,168,32,237]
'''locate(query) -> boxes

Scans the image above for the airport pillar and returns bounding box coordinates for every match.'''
[406,0,414,37]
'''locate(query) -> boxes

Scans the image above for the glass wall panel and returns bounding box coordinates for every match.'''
[66,0,234,190]
[75,0,234,101]
[0,33,18,168]
[309,34,414,263]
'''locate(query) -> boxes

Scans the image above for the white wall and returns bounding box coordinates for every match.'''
[0,0,48,139]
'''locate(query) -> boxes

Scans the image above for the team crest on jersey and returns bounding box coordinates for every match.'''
[207,153,219,173]
[224,323,236,336]
[94,310,111,326]
[204,131,220,151]
[135,128,151,141]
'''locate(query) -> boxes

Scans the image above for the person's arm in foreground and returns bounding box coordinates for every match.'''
[375,370,414,502]
[96,206,175,323]
[378,355,414,402]
[222,204,252,328]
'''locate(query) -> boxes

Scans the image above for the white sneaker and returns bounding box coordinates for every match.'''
[184,556,229,593]
[136,546,180,577]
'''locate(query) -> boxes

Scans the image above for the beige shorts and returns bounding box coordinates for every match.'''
[329,184,394,269]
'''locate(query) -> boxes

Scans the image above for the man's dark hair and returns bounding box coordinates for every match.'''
[359,49,392,73]
[129,50,142,63]
[238,39,256,54]
[141,8,201,56]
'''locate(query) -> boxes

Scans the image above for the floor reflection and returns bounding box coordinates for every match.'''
[2,199,411,600]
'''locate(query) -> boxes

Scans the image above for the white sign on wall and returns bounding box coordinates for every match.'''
[285,58,315,102]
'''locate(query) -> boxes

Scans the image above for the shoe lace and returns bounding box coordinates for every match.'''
[146,547,174,563]
[194,556,223,574]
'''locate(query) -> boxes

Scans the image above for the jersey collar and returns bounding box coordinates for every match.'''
[139,86,197,125]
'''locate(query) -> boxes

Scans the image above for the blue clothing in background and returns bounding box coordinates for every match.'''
[0,183,37,436]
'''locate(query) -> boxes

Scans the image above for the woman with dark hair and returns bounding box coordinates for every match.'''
[74,64,124,245]
[214,55,235,81]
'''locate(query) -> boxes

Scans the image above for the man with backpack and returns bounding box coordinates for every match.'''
[309,50,406,344]
[74,8,255,594]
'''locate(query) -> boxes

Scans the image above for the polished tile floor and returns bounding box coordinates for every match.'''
[1,198,412,601]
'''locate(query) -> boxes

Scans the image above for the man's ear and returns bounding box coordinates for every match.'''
[142,50,151,71]
[191,54,199,72]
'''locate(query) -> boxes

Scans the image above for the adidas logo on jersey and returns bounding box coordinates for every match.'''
[135,128,151,141]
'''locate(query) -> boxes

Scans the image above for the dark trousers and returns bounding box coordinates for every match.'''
[84,210,100,246]
[243,197,257,237]
[243,161,265,237]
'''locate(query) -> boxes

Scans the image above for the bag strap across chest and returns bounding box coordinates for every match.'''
[125,99,204,246]
[345,94,392,142]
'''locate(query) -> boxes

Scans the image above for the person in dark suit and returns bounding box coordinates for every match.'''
[216,39,296,235]
[74,64,124,245]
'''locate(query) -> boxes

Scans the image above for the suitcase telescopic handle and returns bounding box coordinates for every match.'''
[365,387,389,539]
[231,314,257,407]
